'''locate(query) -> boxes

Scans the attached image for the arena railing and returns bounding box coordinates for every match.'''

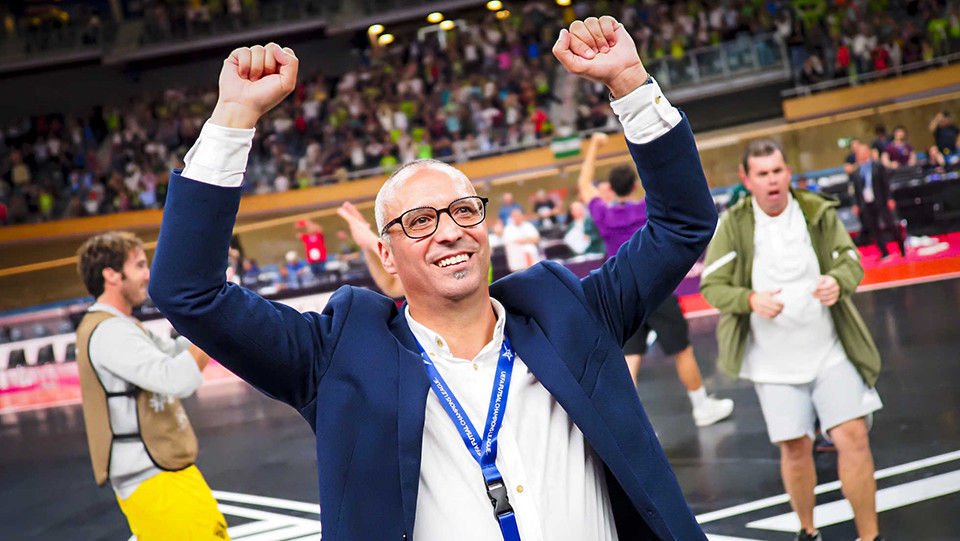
[644,33,789,90]
[781,51,960,99]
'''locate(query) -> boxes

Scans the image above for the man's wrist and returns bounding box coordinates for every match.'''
[210,101,261,130]
[605,65,650,100]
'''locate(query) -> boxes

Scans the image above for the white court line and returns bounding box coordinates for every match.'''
[226,519,291,538]
[216,504,319,526]
[212,490,321,514]
[706,535,767,541]
[685,307,720,319]
[234,524,321,541]
[747,468,960,532]
[696,449,960,524]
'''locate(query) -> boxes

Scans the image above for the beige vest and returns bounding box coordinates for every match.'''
[76,311,198,486]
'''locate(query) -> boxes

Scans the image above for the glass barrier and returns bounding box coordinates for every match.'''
[781,52,960,98]
[648,33,789,89]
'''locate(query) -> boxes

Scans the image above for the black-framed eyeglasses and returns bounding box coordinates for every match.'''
[381,196,489,239]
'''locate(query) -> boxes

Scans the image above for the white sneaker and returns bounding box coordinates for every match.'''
[692,396,734,427]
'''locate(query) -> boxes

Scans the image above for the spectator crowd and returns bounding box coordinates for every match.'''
[2,0,958,226]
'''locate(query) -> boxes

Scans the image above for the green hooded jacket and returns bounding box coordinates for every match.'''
[699,189,882,386]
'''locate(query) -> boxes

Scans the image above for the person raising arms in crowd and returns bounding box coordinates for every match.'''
[150,16,717,540]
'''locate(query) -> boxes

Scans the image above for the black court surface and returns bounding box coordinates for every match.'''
[2,278,958,540]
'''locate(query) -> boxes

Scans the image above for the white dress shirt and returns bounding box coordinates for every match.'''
[406,300,618,541]
[740,195,848,384]
[86,303,203,498]
[181,76,681,536]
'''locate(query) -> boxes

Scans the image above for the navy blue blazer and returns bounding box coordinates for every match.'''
[150,116,718,540]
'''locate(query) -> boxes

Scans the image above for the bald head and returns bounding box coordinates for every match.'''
[375,159,475,238]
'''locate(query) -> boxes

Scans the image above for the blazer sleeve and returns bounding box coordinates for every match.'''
[877,162,894,202]
[580,116,718,346]
[848,171,863,207]
[149,172,345,412]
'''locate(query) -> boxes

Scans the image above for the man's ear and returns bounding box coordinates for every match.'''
[378,239,399,275]
[738,164,750,188]
[102,267,121,288]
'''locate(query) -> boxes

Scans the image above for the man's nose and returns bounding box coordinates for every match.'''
[433,212,463,242]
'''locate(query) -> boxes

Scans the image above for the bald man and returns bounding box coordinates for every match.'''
[151,16,717,541]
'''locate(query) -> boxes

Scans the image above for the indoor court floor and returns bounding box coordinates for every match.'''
[2,276,959,540]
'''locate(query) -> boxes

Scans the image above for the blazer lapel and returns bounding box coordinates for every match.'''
[391,312,430,537]
[502,313,634,482]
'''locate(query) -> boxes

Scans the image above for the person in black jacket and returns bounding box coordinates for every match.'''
[849,141,905,258]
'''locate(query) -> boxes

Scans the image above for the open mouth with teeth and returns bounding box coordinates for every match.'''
[434,253,471,269]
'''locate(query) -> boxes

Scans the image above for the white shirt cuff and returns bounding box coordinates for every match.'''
[610,78,682,145]
[181,120,256,187]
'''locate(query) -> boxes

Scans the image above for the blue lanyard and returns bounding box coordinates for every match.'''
[415,332,522,541]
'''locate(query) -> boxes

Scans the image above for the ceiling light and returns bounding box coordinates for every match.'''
[427,12,444,23]
[378,33,394,45]
[556,0,571,5]
[487,0,503,11]
[439,20,456,31]
[368,24,384,35]
[496,9,511,19]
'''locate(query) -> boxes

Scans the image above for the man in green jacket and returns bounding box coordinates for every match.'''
[700,140,886,541]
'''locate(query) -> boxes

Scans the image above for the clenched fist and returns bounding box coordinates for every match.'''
[210,43,299,129]
[812,275,840,307]
[749,288,784,319]
[552,16,649,99]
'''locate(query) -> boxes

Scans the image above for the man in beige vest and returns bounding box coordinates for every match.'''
[76,231,228,540]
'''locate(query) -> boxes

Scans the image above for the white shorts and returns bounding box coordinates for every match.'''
[754,360,883,444]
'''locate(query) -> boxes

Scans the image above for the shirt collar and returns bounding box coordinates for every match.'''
[87,302,128,319]
[753,192,796,225]
[404,298,507,363]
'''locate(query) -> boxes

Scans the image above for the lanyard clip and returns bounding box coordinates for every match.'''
[485,477,514,519]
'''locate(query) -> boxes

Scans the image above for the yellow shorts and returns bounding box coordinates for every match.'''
[116,465,229,541]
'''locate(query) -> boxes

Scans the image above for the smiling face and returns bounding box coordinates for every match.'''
[378,168,491,306]
[109,248,150,309]
[742,149,792,217]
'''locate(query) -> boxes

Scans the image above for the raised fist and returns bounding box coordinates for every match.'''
[210,43,299,129]
[553,16,648,99]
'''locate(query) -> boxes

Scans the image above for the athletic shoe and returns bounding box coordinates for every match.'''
[795,529,822,541]
[692,396,734,427]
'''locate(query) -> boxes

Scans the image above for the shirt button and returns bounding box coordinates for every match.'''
[436,338,444,348]
[473,363,479,371]
[516,485,523,493]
